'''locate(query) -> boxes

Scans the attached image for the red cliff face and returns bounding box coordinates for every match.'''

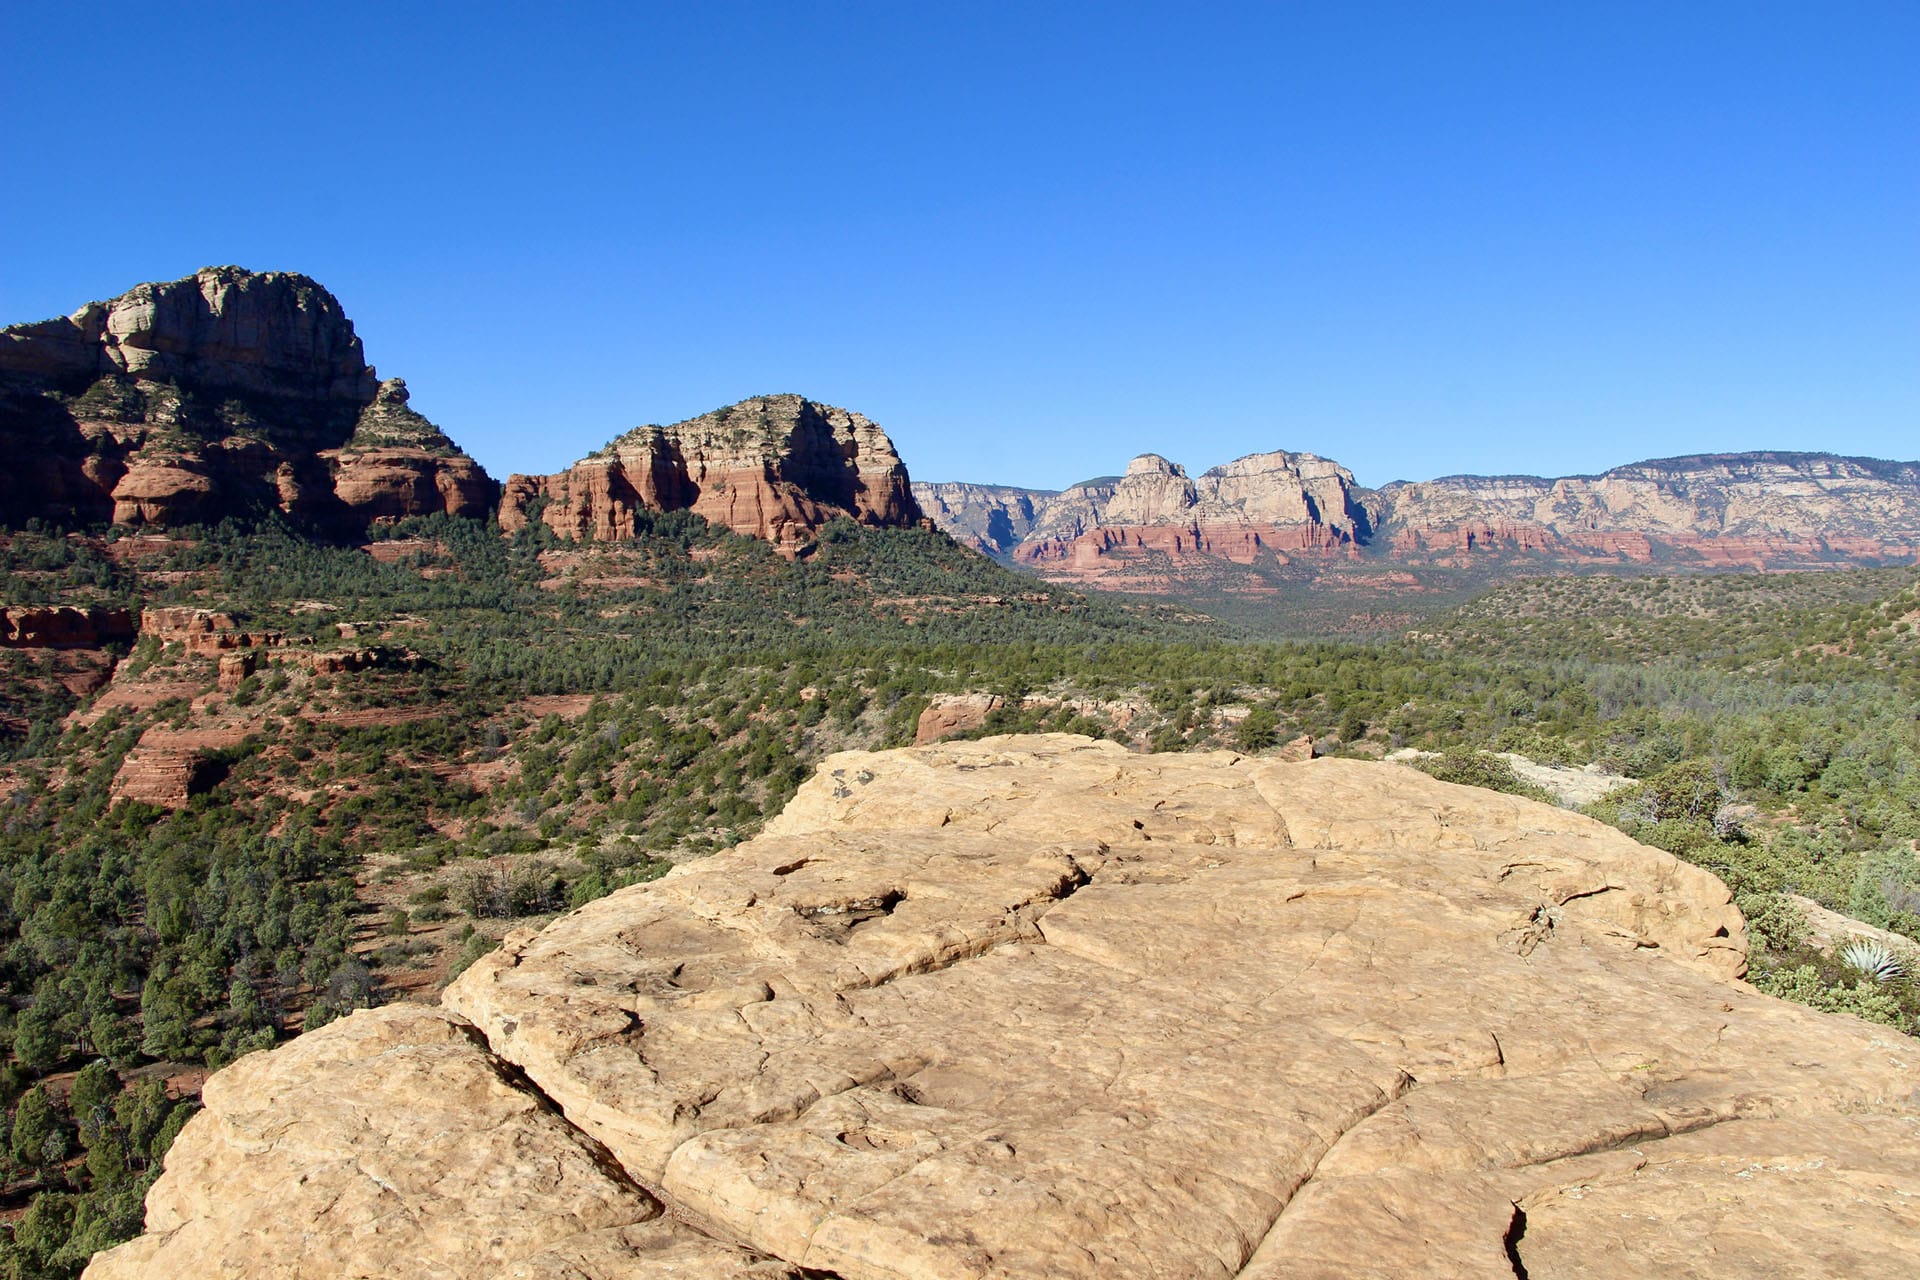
[1379,457,1920,569]
[1015,521,1363,571]
[0,268,497,533]
[920,449,1920,597]
[925,450,1378,591]
[501,395,924,554]
[0,606,138,649]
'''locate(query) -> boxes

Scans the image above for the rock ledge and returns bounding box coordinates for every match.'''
[87,736,1920,1279]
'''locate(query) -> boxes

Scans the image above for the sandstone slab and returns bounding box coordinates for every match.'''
[82,1004,790,1280]
[94,736,1920,1278]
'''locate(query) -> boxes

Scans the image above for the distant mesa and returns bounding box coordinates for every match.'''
[0,266,496,533]
[916,448,1920,591]
[916,448,1384,583]
[500,393,925,555]
[10,268,1918,579]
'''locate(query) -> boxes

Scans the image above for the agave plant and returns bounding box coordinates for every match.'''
[1837,936,1910,984]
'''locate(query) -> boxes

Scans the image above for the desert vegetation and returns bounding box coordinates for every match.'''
[0,514,1916,1274]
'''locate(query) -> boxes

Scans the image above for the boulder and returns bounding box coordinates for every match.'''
[91,737,1920,1278]
[912,692,1004,743]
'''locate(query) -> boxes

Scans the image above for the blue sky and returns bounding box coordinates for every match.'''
[4,2,1915,490]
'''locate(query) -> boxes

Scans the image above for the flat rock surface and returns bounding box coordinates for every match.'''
[82,1005,790,1280]
[95,736,1920,1278]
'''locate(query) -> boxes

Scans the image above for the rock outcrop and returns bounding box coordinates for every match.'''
[912,691,1005,743]
[82,1005,788,1280]
[0,268,496,532]
[501,395,923,554]
[108,726,252,809]
[140,607,281,655]
[913,482,1055,557]
[917,450,1920,594]
[89,736,1920,1279]
[1381,452,1920,567]
[918,452,1381,587]
[0,605,137,648]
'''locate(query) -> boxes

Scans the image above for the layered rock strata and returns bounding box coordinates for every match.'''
[920,452,1381,584]
[0,605,137,648]
[917,451,1920,590]
[500,394,923,554]
[0,268,495,531]
[140,607,281,655]
[88,736,1920,1279]
[1382,453,1920,567]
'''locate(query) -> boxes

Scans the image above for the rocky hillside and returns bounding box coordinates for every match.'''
[86,736,1920,1279]
[0,267,496,532]
[1,274,924,557]
[917,449,1920,597]
[1383,452,1920,566]
[501,394,924,555]
[913,480,1056,556]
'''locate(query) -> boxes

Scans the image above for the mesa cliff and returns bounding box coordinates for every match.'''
[500,394,924,553]
[0,274,924,555]
[87,736,1920,1279]
[0,267,496,532]
[1383,452,1920,565]
[917,449,1920,593]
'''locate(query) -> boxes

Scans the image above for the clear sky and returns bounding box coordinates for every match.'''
[4,2,1915,491]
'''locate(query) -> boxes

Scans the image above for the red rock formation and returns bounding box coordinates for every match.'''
[140,608,281,656]
[1018,520,1363,573]
[0,606,137,648]
[1,269,496,532]
[502,395,923,554]
[914,693,1005,744]
[322,379,498,523]
[110,727,251,809]
[1380,455,1920,568]
[326,448,496,522]
[295,647,419,676]
[216,652,259,692]
[923,449,1920,599]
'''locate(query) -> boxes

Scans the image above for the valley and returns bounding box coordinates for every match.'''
[0,270,1916,1276]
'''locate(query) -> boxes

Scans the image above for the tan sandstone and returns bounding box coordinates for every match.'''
[83,1004,791,1280]
[91,736,1920,1279]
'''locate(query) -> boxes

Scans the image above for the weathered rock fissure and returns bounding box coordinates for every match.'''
[1501,1203,1531,1280]
[87,736,1920,1280]
[1233,1071,1421,1276]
